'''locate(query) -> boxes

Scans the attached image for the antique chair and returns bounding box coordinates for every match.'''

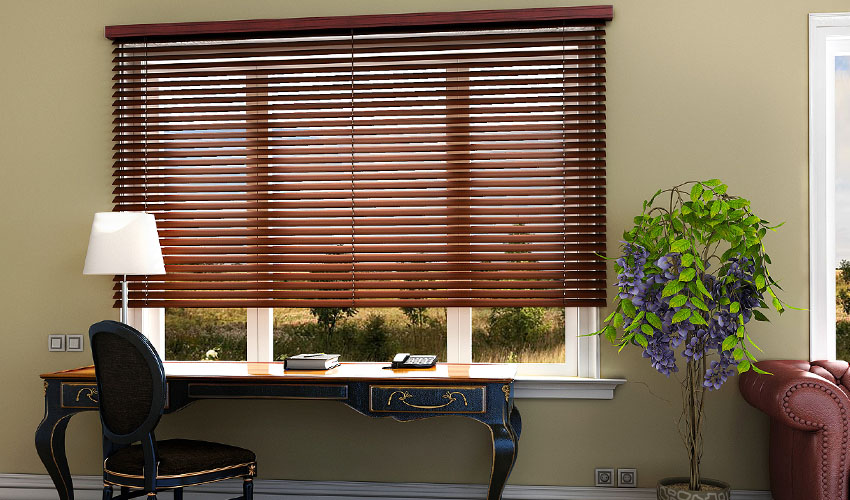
[89,320,256,499]
[739,360,850,500]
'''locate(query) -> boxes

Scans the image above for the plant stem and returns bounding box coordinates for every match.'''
[687,359,701,490]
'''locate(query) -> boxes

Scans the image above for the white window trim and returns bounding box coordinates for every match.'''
[809,13,850,360]
[130,305,622,399]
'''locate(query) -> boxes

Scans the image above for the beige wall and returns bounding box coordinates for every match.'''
[0,0,842,490]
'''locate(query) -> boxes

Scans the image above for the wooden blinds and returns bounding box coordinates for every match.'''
[110,7,609,308]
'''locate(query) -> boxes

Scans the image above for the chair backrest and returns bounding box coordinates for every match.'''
[89,320,166,444]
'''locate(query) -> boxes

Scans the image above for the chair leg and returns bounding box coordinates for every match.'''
[102,484,113,500]
[243,477,253,499]
[121,486,130,499]
[173,488,183,500]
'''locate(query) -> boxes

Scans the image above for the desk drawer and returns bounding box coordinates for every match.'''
[61,383,99,409]
[188,383,348,400]
[370,385,486,414]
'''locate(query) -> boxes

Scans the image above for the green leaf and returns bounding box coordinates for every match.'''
[752,309,770,322]
[744,215,761,226]
[679,268,696,282]
[694,254,706,271]
[662,281,685,298]
[746,332,763,352]
[702,190,714,202]
[729,301,740,313]
[690,296,709,311]
[689,313,707,326]
[710,201,721,218]
[634,333,648,348]
[682,204,693,215]
[728,198,749,209]
[691,184,704,202]
[647,312,663,330]
[604,310,617,322]
[604,325,616,343]
[681,253,694,267]
[703,179,722,187]
[751,365,772,375]
[733,347,743,360]
[694,277,713,299]
[671,239,691,253]
[669,295,688,308]
[640,323,655,336]
[737,360,752,373]
[755,275,766,290]
[722,334,738,351]
[672,309,692,323]
[622,300,637,318]
[715,183,728,195]
[613,312,624,328]
[772,296,784,313]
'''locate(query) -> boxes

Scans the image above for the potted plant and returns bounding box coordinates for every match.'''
[594,180,791,499]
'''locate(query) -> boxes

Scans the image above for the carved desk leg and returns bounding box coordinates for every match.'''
[35,380,81,500]
[485,384,521,500]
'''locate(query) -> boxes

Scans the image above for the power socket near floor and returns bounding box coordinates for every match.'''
[594,468,637,488]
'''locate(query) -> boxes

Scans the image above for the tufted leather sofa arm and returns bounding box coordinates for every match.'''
[739,360,850,500]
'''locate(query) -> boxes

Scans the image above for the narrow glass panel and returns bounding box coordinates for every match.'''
[165,308,248,360]
[836,55,850,360]
[273,308,447,362]
[471,307,565,363]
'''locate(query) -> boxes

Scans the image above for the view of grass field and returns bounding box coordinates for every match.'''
[165,306,566,363]
[837,269,850,360]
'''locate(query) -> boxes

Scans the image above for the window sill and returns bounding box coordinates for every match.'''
[514,376,626,399]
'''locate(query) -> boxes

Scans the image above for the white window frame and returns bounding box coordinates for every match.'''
[128,305,621,398]
[809,13,850,360]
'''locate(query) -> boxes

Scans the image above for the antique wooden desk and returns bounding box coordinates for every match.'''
[36,362,521,500]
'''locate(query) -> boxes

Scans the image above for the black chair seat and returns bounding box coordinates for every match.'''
[104,439,256,478]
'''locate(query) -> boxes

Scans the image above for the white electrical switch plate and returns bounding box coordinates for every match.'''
[67,335,84,352]
[48,335,65,352]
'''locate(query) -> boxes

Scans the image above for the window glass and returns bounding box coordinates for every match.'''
[836,55,850,360]
[273,308,447,362]
[471,307,565,363]
[165,308,247,361]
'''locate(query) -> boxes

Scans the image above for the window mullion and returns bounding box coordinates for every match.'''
[247,307,273,362]
[447,306,472,363]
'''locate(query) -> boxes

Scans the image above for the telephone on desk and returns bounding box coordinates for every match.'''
[390,353,437,369]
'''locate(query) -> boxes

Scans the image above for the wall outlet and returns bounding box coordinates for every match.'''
[48,335,65,352]
[67,334,84,352]
[618,468,637,488]
[594,468,614,487]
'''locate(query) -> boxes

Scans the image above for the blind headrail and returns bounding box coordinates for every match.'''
[105,6,613,40]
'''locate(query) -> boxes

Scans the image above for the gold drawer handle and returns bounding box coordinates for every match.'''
[75,388,98,403]
[387,390,468,410]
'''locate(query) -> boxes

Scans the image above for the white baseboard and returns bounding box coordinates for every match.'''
[0,474,772,500]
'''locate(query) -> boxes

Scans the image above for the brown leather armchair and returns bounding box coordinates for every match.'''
[739,360,850,500]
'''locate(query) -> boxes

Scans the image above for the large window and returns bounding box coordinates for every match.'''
[109,7,611,376]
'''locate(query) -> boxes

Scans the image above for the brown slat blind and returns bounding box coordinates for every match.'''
[111,15,608,308]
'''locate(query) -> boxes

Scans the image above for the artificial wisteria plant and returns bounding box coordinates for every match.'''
[595,180,790,491]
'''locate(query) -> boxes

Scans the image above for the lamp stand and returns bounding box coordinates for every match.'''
[121,274,129,324]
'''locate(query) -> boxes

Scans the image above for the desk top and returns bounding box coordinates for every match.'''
[42,361,517,383]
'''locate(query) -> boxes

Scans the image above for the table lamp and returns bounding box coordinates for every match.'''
[83,212,165,323]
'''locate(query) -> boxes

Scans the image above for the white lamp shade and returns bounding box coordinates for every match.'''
[83,212,166,275]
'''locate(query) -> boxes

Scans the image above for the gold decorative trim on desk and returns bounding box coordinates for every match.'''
[369,385,486,414]
[60,383,100,409]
